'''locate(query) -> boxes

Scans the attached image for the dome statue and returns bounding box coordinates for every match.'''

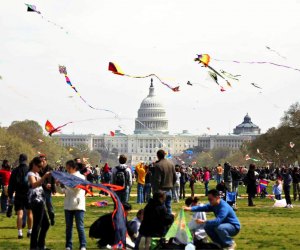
[233,113,261,135]
[134,79,169,134]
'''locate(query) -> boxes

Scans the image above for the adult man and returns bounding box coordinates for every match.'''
[8,154,33,239]
[112,155,132,203]
[39,154,56,226]
[94,165,101,184]
[216,164,224,184]
[135,162,146,204]
[184,189,240,250]
[153,150,176,214]
[223,162,233,192]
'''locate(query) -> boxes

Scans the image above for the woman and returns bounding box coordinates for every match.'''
[246,164,257,206]
[64,160,87,250]
[143,165,152,203]
[0,160,11,213]
[203,167,210,196]
[27,157,51,250]
[172,166,181,202]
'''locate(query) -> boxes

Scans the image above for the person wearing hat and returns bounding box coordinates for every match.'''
[8,154,33,239]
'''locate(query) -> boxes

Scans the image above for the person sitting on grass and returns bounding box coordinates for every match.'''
[128,209,144,244]
[184,189,240,250]
[272,180,282,200]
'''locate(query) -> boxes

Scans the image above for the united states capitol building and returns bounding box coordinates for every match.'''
[55,81,261,164]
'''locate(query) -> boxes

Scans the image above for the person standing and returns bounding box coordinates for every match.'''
[203,167,210,196]
[112,155,132,203]
[0,160,11,213]
[94,165,101,184]
[143,165,152,203]
[216,164,224,184]
[231,166,241,197]
[246,164,257,207]
[136,162,146,204]
[27,157,51,250]
[39,155,56,226]
[63,160,87,250]
[184,189,240,250]
[179,167,188,200]
[292,167,300,201]
[172,166,181,203]
[8,154,33,239]
[223,163,233,192]
[153,150,176,214]
[190,175,196,198]
[282,166,293,208]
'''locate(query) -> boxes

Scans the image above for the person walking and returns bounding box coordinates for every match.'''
[292,167,300,201]
[172,165,181,202]
[112,155,132,203]
[39,155,56,226]
[8,154,33,239]
[153,150,176,214]
[203,167,211,196]
[179,167,188,200]
[27,157,51,250]
[282,166,293,208]
[0,160,11,213]
[136,162,146,204]
[216,164,224,184]
[63,160,87,250]
[246,164,257,207]
[231,166,242,197]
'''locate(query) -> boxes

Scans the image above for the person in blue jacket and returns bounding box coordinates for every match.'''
[184,189,240,250]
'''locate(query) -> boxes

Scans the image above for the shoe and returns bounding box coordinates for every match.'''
[50,218,55,226]
[290,204,294,208]
[80,248,86,250]
[227,241,237,250]
[27,232,31,238]
[66,248,71,250]
[18,235,23,239]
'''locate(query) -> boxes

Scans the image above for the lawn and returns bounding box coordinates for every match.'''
[0,182,300,250]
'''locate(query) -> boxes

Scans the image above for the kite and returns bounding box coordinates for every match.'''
[245,154,260,162]
[45,120,72,136]
[89,201,108,207]
[251,83,262,89]
[25,4,68,34]
[186,81,209,89]
[110,131,115,137]
[257,148,260,154]
[220,86,226,92]
[220,70,241,81]
[59,66,118,117]
[51,171,126,248]
[266,46,286,59]
[274,150,280,156]
[108,62,180,92]
[0,145,6,148]
[290,142,295,148]
[38,139,44,143]
[187,81,193,86]
[194,54,232,88]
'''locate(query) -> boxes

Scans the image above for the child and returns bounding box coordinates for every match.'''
[273,180,282,200]
[128,209,144,243]
[185,197,208,248]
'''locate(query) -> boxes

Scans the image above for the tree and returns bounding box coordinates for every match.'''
[280,102,300,127]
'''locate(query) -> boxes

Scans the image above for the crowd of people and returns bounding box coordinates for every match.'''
[0,150,299,250]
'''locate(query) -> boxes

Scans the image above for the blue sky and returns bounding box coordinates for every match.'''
[0,0,299,135]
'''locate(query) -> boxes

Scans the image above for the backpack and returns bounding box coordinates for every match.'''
[115,167,129,187]
[15,165,29,194]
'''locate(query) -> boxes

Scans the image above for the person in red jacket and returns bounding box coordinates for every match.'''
[0,160,12,213]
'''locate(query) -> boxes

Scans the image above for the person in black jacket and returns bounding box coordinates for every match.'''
[179,167,188,200]
[137,191,174,249]
[246,164,257,206]
[8,154,33,239]
[39,155,56,226]
[292,167,300,201]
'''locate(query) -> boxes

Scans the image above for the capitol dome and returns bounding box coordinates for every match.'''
[233,113,261,135]
[134,79,169,134]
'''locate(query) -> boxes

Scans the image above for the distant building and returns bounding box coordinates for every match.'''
[55,80,261,164]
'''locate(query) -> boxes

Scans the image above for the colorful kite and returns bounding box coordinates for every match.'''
[266,46,286,59]
[245,154,260,162]
[108,62,180,92]
[25,4,68,33]
[89,201,108,207]
[251,83,262,89]
[220,86,226,92]
[194,54,232,88]
[59,66,118,116]
[110,131,115,137]
[45,120,72,136]
[51,171,126,248]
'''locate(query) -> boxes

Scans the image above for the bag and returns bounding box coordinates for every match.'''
[15,166,29,191]
[115,167,128,187]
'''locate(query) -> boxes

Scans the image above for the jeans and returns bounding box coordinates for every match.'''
[232,181,239,197]
[173,185,180,202]
[204,223,239,247]
[31,202,50,250]
[117,186,130,203]
[204,181,209,196]
[180,183,186,199]
[44,191,55,222]
[143,183,151,203]
[164,190,172,214]
[225,182,232,192]
[1,186,8,212]
[216,175,222,184]
[190,185,195,197]
[284,185,292,205]
[275,194,282,200]
[65,210,86,249]
[293,183,300,201]
[137,183,144,204]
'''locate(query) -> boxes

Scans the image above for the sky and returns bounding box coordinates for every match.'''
[0,0,299,136]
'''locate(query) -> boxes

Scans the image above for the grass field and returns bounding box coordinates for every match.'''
[0,182,300,250]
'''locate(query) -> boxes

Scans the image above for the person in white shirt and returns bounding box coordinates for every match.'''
[173,166,181,203]
[63,160,86,250]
